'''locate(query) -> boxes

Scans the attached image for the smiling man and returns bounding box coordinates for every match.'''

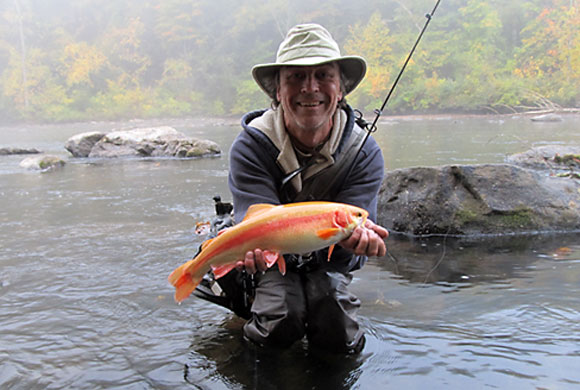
[277,63,343,147]
[222,23,388,353]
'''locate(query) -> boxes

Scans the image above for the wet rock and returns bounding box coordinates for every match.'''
[530,113,563,122]
[0,147,42,155]
[64,131,106,157]
[19,155,66,171]
[506,145,580,171]
[65,126,221,158]
[378,163,580,236]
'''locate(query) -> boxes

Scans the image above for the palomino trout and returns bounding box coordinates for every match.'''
[168,201,368,303]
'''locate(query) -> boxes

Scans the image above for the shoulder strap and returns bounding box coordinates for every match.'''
[292,124,367,202]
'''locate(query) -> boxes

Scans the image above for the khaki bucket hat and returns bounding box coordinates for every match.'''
[252,23,367,100]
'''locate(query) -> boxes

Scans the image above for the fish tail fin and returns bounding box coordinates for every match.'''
[172,271,203,303]
[168,262,187,285]
[168,260,202,303]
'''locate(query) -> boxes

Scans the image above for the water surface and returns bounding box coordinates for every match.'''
[1,114,579,389]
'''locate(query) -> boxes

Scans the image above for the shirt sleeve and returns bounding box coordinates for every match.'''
[228,130,282,223]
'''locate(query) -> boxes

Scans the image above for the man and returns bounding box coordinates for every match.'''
[228,23,388,353]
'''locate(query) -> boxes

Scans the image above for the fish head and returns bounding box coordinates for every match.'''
[333,205,368,233]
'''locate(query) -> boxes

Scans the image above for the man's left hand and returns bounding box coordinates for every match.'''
[339,220,388,258]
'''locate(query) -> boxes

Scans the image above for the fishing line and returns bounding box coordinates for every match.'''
[281,1,441,196]
[352,0,442,153]
[422,226,451,284]
[354,0,442,277]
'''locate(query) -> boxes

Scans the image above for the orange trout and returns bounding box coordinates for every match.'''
[168,201,368,303]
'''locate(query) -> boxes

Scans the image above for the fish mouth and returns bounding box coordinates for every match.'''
[358,215,367,227]
[357,210,368,227]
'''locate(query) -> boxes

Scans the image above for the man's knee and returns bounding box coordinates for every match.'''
[243,271,307,347]
[244,304,306,347]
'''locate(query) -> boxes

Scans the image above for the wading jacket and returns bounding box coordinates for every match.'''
[228,105,385,272]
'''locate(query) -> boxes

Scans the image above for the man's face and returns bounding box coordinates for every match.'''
[276,63,343,136]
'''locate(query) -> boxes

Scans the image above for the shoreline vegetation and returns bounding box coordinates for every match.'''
[1,0,579,124]
[2,107,579,129]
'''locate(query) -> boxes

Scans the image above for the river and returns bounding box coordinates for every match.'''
[1,114,579,389]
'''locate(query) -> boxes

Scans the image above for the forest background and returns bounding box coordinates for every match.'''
[1,0,579,123]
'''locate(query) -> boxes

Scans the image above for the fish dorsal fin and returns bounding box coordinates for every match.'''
[243,203,277,221]
[200,237,215,251]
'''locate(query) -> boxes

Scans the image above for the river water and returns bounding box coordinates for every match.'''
[1,114,579,389]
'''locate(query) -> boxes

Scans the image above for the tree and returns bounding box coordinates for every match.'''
[344,12,395,112]
[514,0,580,105]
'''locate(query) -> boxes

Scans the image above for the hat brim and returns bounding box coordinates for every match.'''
[252,56,367,100]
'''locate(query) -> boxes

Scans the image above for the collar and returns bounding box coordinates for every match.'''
[248,106,347,193]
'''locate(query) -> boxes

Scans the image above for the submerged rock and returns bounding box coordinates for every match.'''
[530,113,563,122]
[0,147,42,155]
[378,163,580,236]
[65,127,220,158]
[19,155,66,171]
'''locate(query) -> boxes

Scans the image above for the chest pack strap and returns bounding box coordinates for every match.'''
[292,124,367,202]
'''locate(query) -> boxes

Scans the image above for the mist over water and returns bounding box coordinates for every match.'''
[1,114,579,389]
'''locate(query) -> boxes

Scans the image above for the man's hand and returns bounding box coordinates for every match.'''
[236,248,268,275]
[339,219,388,258]
[236,220,388,274]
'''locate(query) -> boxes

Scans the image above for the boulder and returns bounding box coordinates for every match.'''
[19,155,66,171]
[84,127,220,158]
[378,163,580,236]
[64,131,106,157]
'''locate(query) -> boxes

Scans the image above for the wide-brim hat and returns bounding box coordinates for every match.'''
[252,23,367,100]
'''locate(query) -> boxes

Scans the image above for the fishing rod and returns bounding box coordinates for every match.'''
[363,0,441,268]
[279,0,441,196]
[356,0,442,135]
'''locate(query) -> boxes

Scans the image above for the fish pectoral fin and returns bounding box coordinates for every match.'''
[316,228,340,240]
[211,263,237,279]
[277,255,286,275]
[243,203,277,221]
[263,250,285,275]
[262,250,280,268]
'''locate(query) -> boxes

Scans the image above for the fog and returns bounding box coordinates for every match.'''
[0,0,577,122]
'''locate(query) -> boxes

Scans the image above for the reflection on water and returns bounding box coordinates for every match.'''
[1,115,579,389]
[185,316,365,390]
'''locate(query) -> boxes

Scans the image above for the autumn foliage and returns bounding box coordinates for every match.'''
[0,0,578,122]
